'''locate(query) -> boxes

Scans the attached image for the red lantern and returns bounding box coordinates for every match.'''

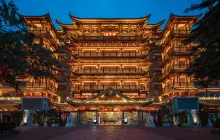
[211,80,219,86]
[15,88,18,94]
[0,65,2,77]
[0,65,8,77]
[23,44,28,50]
[18,75,28,79]
[28,66,32,70]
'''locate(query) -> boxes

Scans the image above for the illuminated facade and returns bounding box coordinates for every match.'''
[54,13,163,123]
[1,12,220,123]
[161,15,198,100]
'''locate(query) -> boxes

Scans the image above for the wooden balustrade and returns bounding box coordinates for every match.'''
[163,82,194,93]
[162,64,189,77]
[162,46,192,62]
[173,29,190,35]
[74,85,147,91]
[77,52,144,57]
[74,68,149,74]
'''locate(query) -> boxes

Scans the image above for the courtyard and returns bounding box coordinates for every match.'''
[1,125,220,140]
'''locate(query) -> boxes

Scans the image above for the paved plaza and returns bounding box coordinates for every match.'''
[1,125,220,140]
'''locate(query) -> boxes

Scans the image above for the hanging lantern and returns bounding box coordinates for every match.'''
[0,65,8,77]
[18,75,28,79]
[28,66,32,70]
[0,65,2,77]
[15,86,20,95]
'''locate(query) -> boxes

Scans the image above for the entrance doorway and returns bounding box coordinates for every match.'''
[99,112,122,125]
[79,111,139,125]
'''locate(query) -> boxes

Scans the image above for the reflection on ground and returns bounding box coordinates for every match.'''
[1,125,220,140]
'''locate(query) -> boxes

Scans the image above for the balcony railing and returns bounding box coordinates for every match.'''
[173,46,192,53]
[29,30,58,45]
[163,82,195,93]
[0,97,21,102]
[74,69,149,75]
[173,30,191,35]
[0,82,58,93]
[76,42,143,48]
[74,61,147,65]
[73,85,148,91]
[173,82,194,87]
[77,36,143,41]
[24,82,58,93]
[0,82,26,87]
[76,52,147,57]
[162,46,193,63]
[163,64,189,77]
[161,30,191,48]
[72,76,142,80]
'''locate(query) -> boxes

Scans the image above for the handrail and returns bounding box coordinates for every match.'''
[74,85,147,91]
[77,36,143,41]
[29,30,58,45]
[77,52,145,57]
[163,82,194,92]
[162,64,189,77]
[162,45,192,62]
[74,69,149,74]
[173,29,190,35]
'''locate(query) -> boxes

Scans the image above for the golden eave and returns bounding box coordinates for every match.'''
[144,18,165,30]
[161,13,201,37]
[68,12,151,24]
[20,12,59,37]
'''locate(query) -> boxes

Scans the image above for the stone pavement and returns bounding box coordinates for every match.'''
[0,126,77,140]
[143,126,220,140]
[0,125,220,140]
[50,126,171,140]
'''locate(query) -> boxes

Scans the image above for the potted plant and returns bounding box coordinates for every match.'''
[213,119,220,131]
[173,111,187,126]
[33,110,47,126]
[162,114,173,127]
[197,111,209,126]
[0,122,16,133]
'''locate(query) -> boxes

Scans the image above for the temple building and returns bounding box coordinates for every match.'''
[0,12,220,124]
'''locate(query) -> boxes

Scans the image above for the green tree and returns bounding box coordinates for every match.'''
[0,0,60,94]
[184,0,220,87]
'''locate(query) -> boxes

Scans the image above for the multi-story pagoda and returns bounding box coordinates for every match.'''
[160,14,199,100]
[53,13,164,123]
[1,12,220,124]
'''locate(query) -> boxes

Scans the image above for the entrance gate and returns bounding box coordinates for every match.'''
[99,112,122,125]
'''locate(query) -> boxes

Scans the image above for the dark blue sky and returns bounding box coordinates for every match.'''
[14,0,202,29]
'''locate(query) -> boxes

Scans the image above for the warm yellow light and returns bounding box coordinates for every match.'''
[82,81,97,83]
[82,49,97,51]
[100,81,120,83]
[99,65,120,67]
[0,97,21,101]
[82,65,97,67]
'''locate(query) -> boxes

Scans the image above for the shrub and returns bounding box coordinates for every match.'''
[213,119,220,129]
[198,111,209,126]
[33,110,47,126]
[173,111,187,125]
[11,111,23,126]
[59,120,66,126]
[0,122,16,132]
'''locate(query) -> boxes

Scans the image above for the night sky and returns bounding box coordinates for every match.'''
[14,0,202,29]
